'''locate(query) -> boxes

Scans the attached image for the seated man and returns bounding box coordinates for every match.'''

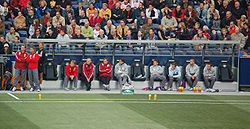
[185,59,199,90]
[99,58,112,91]
[148,59,167,90]
[203,63,216,92]
[115,58,131,88]
[64,60,78,91]
[82,58,94,91]
[168,62,181,91]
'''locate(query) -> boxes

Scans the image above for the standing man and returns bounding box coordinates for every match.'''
[99,58,112,91]
[82,58,94,91]
[186,59,199,90]
[12,45,28,92]
[114,58,131,88]
[147,59,167,91]
[36,42,47,87]
[168,62,182,91]
[203,64,216,92]
[64,60,78,91]
[26,46,40,92]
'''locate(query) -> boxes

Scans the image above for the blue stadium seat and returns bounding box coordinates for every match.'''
[159,50,171,55]
[134,49,143,54]
[71,1,78,5]
[18,30,28,37]
[175,50,184,55]
[223,50,232,55]
[124,49,134,54]
[153,24,159,29]
[211,50,221,55]
[115,50,123,54]
[186,51,196,55]
[86,50,96,54]
[4,21,12,28]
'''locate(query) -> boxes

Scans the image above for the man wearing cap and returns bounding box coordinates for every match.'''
[0,43,12,54]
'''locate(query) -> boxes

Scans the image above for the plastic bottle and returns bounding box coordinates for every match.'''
[148,93,152,101]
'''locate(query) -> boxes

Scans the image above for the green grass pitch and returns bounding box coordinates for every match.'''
[1,93,250,129]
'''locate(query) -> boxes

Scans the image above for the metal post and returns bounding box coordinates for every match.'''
[231,44,236,68]
[201,43,206,65]
[172,44,176,59]
[52,43,55,59]
[142,43,146,65]
[82,43,86,59]
[112,43,116,65]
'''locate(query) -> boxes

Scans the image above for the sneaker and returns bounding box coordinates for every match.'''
[30,88,34,92]
[168,88,173,91]
[64,88,70,91]
[107,85,111,91]
[103,84,107,90]
[73,88,77,91]
[189,88,193,91]
[20,87,24,91]
[12,87,16,92]
[37,89,40,92]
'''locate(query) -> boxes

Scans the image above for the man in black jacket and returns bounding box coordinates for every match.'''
[36,42,47,87]
[221,11,236,28]
[122,5,135,24]
[111,3,122,24]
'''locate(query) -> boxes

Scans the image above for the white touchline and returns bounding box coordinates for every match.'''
[7,93,20,100]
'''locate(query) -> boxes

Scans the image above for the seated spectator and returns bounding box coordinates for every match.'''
[6,27,20,43]
[165,26,177,40]
[116,19,129,40]
[76,10,89,26]
[22,1,36,19]
[237,15,247,29]
[168,62,181,91]
[1,1,9,22]
[183,14,196,29]
[157,25,165,40]
[232,1,247,20]
[67,19,80,38]
[124,29,134,49]
[111,2,123,24]
[0,18,5,36]
[228,21,238,35]
[26,10,38,28]
[40,12,52,27]
[51,5,63,17]
[74,2,84,17]
[64,60,78,91]
[37,0,49,19]
[99,58,112,91]
[52,12,65,27]
[203,25,211,39]
[121,0,130,11]
[146,4,159,24]
[221,11,236,28]
[108,29,120,40]
[185,59,199,90]
[161,12,178,33]
[90,10,103,27]
[161,5,172,18]
[134,2,145,18]
[137,11,148,28]
[29,19,42,38]
[104,20,115,37]
[81,21,94,39]
[184,5,197,19]
[176,22,190,40]
[42,21,54,34]
[203,63,216,92]
[196,3,207,24]
[207,5,220,25]
[86,3,97,19]
[204,0,214,10]
[242,23,249,40]
[72,29,85,48]
[193,28,207,50]
[122,5,135,24]
[219,28,231,50]
[172,5,184,23]
[142,18,154,36]
[95,29,108,51]
[45,28,57,39]
[210,14,221,39]
[93,24,103,39]
[55,22,67,35]
[0,42,12,54]
[99,3,111,19]
[131,0,143,9]
[101,14,110,28]
[31,29,45,39]
[81,0,95,10]
[62,5,75,19]
[231,28,246,49]
[147,59,167,90]
[131,23,138,39]
[191,22,200,38]
[219,1,231,20]
[57,29,70,40]
[82,58,94,91]
[14,12,26,30]
[115,58,131,87]
[108,0,119,9]
[65,12,74,26]
[146,28,158,48]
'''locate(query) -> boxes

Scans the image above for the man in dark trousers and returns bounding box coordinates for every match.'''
[36,42,47,87]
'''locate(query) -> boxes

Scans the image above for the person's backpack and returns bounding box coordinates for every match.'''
[60,59,71,80]
[78,59,87,81]
[218,61,233,82]
[43,58,58,80]
[181,60,190,80]
[131,59,146,81]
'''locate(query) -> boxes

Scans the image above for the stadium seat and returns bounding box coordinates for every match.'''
[95,58,104,80]
[18,30,28,37]
[130,59,146,81]
[218,60,233,82]
[60,58,71,80]
[199,60,210,81]
[78,58,87,81]
[86,50,96,54]
[164,59,176,79]
[43,58,58,80]
[174,50,184,55]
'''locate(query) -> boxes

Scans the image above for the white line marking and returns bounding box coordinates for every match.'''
[7,93,20,100]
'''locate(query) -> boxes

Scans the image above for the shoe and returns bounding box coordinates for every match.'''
[107,85,111,91]
[103,84,107,90]
[73,88,77,91]
[168,88,173,91]
[12,87,16,92]
[20,87,24,91]
[37,89,40,92]
[64,88,70,91]
[189,88,193,91]
[161,87,167,91]
[30,88,34,92]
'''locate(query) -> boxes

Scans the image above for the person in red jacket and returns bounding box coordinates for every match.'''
[90,10,103,27]
[99,58,112,91]
[12,45,28,92]
[172,5,184,23]
[82,58,94,91]
[26,46,40,92]
[64,60,78,91]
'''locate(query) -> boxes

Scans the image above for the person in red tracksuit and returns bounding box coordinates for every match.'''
[82,58,94,91]
[64,60,78,91]
[26,46,40,92]
[99,58,112,91]
[12,45,28,92]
